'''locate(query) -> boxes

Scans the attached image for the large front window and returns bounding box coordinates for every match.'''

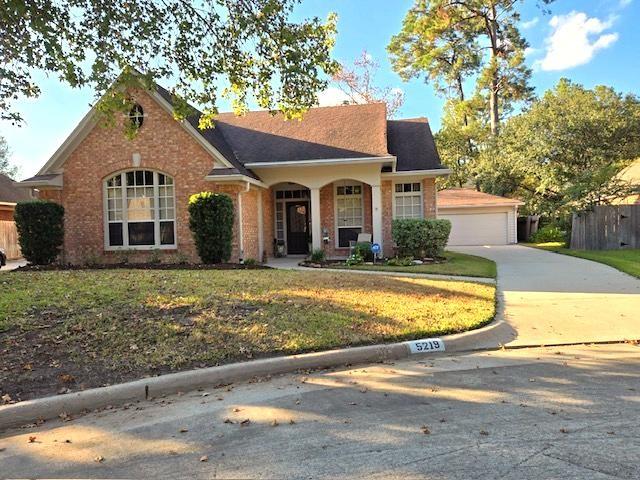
[104,170,176,249]
[394,182,423,219]
[335,181,363,248]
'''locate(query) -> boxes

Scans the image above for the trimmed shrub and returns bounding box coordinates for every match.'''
[392,218,451,258]
[345,252,364,266]
[14,200,65,265]
[310,249,326,263]
[353,241,373,262]
[188,192,234,263]
[530,224,566,243]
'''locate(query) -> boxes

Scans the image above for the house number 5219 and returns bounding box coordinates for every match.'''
[407,338,446,354]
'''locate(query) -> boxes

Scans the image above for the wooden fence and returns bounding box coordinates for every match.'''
[0,220,21,259]
[570,205,640,250]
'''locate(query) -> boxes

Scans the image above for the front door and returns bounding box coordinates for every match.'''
[286,202,309,254]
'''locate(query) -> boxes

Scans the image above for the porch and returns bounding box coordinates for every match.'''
[265,180,380,259]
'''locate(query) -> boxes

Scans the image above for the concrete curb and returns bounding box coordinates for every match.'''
[0,319,510,431]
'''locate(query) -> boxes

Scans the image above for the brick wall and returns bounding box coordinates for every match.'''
[423,177,437,218]
[40,89,248,264]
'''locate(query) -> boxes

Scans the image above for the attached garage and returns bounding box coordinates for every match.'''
[438,189,523,246]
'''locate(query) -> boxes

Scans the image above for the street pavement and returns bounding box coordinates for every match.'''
[452,245,640,347]
[2,343,639,479]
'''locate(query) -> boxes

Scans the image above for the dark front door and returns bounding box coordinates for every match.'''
[286,202,310,254]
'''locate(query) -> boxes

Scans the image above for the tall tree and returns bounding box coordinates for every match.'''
[388,0,551,135]
[477,79,640,216]
[436,97,488,188]
[1,1,338,128]
[331,50,405,118]
[0,137,18,179]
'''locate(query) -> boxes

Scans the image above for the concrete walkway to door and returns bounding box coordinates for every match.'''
[451,245,640,347]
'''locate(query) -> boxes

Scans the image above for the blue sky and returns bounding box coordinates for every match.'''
[3,0,639,179]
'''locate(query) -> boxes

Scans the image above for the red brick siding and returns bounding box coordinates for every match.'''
[43,89,248,264]
[262,188,275,260]
[423,178,437,218]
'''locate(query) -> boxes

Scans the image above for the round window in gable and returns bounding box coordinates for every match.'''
[128,104,145,129]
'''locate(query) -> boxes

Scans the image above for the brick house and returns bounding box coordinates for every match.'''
[19,85,450,264]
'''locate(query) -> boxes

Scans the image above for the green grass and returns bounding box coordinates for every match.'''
[340,251,497,278]
[524,242,640,279]
[0,269,495,399]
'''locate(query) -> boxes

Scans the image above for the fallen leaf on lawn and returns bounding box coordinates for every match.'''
[59,373,75,384]
[295,399,300,405]
[28,436,36,443]
[529,378,536,382]
[233,408,241,412]
[199,455,208,462]
[421,425,431,434]
[607,431,615,435]
[479,430,489,436]
[223,418,234,424]
[58,412,71,422]
[179,428,189,433]
[289,419,296,425]
[271,420,279,427]
[240,419,250,426]
[94,455,104,463]
[560,428,569,434]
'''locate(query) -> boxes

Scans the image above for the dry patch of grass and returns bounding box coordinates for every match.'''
[0,269,494,401]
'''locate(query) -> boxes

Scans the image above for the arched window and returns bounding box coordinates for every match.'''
[104,170,176,249]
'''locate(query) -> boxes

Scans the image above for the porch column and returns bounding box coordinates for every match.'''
[371,184,383,253]
[310,187,321,252]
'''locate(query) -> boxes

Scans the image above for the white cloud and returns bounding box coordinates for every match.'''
[316,87,364,107]
[521,17,539,29]
[619,0,632,7]
[537,11,619,71]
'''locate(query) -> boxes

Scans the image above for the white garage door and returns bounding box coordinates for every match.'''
[440,212,509,246]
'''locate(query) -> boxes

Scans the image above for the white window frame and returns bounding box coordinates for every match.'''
[103,169,177,250]
[334,180,364,249]
[392,181,424,220]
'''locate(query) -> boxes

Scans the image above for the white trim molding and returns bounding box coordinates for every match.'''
[204,174,267,188]
[246,156,396,169]
[381,168,451,178]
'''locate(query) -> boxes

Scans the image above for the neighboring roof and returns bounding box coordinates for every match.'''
[438,188,524,208]
[387,118,444,171]
[213,103,390,165]
[0,173,32,203]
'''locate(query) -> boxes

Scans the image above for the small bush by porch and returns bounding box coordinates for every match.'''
[1,268,494,401]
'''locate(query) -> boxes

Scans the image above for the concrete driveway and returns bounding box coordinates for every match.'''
[452,245,640,347]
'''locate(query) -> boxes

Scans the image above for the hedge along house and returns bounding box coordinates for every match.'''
[19,84,449,264]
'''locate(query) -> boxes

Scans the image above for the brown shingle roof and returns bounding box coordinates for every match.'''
[214,103,389,164]
[438,188,523,207]
[387,118,443,171]
[156,84,446,173]
[0,174,32,203]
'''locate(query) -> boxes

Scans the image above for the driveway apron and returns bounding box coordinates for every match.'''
[451,245,640,346]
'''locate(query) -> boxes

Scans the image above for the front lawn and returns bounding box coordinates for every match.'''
[0,269,495,401]
[525,242,640,279]
[339,251,497,278]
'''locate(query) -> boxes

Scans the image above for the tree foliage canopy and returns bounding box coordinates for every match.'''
[476,79,640,216]
[389,0,551,135]
[1,0,338,127]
